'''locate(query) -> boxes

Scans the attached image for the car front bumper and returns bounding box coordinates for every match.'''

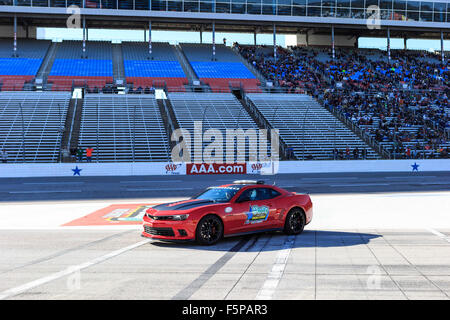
[141,215,197,241]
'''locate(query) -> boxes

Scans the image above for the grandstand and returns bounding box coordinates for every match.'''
[0,1,448,163]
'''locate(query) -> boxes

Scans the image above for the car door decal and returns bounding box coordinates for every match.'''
[245,205,270,224]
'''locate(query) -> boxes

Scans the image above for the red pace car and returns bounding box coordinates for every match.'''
[142,180,313,245]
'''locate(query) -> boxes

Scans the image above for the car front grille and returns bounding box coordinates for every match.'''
[144,226,175,237]
[147,214,173,220]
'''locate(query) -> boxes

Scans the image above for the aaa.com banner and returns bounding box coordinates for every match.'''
[186,163,246,175]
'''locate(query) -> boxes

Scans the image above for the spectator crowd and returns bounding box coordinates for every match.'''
[237,43,449,159]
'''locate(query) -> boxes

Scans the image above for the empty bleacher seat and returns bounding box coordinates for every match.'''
[180,43,260,92]
[0,91,71,162]
[122,42,188,91]
[78,94,170,162]
[246,93,379,160]
[0,39,50,91]
[50,59,113,77]
[48,41,113,91]
[168,92,260,161]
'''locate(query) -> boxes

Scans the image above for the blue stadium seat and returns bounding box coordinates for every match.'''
[190,62,255,79]
[50,59,113,77]
[0,58,42,76]
[124,60,185,78]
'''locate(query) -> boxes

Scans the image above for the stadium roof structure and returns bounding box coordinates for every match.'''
[0,1,449,39]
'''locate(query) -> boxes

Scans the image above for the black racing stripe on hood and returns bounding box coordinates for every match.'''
[152,199,215,211]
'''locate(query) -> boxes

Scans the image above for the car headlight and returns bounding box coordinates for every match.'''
[146,214,189,221]
[172,214,189,221]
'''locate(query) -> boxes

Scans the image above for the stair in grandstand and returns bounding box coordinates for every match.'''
[173,44,200,87]
[36,41,59,88]
[245,93,380,160]
[60,97,84,162]
[156,98,179,152]
[112,43,125,81]
[61,98,75,149]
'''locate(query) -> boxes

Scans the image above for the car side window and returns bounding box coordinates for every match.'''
[270,188,282,199]
[237,188,258,202]
[256,188,281,201]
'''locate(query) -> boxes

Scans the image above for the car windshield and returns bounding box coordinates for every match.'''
[193,187,240,203]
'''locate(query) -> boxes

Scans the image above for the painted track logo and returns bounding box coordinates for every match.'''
[245,205,270,224]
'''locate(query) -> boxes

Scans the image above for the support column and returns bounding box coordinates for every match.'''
[212,21,216,61]
[273,24,276,61]
[82,16,86,58]
[403,37,407,50]
[254,30,257,46]
[13,15,17,57]
[148,21,152,60]
[441,30,445,65]
[387,27,391,62]
[331,25,335,59]
[200,26,203,44]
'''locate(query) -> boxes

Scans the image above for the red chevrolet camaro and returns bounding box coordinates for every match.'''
[142,180,313,245]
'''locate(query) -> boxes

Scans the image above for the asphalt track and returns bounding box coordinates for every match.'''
[0,171,449,202]
[0,171,450,300]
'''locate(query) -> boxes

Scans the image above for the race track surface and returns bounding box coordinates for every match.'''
[0,171,450,300]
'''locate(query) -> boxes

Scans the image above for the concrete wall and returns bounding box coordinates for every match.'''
[296,32,357,47]
[0,25,37,39]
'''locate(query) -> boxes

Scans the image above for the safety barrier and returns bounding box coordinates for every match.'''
[0,159,449,178]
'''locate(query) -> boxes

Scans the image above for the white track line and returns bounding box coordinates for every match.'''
[384,176,437,179]
[9,190,82,194]
[256,236,295,300]
[120,180,183,184]
[301,177,358,181]
[125,187,193,191]
[22,182,85,185]
[426,228,450,243]
[330,183,390,187]
[0,239,152,300]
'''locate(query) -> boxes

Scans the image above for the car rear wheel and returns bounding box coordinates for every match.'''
[284,208,305,235]
[196,215,223,245]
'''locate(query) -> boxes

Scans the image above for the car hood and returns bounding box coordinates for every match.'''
[151,199,218,212]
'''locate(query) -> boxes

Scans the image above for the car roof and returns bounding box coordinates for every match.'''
[215,183,274,189]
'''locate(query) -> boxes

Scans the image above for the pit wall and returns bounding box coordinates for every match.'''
[0,159,449,178]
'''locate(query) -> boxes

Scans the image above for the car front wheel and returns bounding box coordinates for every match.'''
[284,208,306,235]
[196,215,223,245]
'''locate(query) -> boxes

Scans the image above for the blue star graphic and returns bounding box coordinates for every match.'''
[411,162,419,172]
[72,166,82,176]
